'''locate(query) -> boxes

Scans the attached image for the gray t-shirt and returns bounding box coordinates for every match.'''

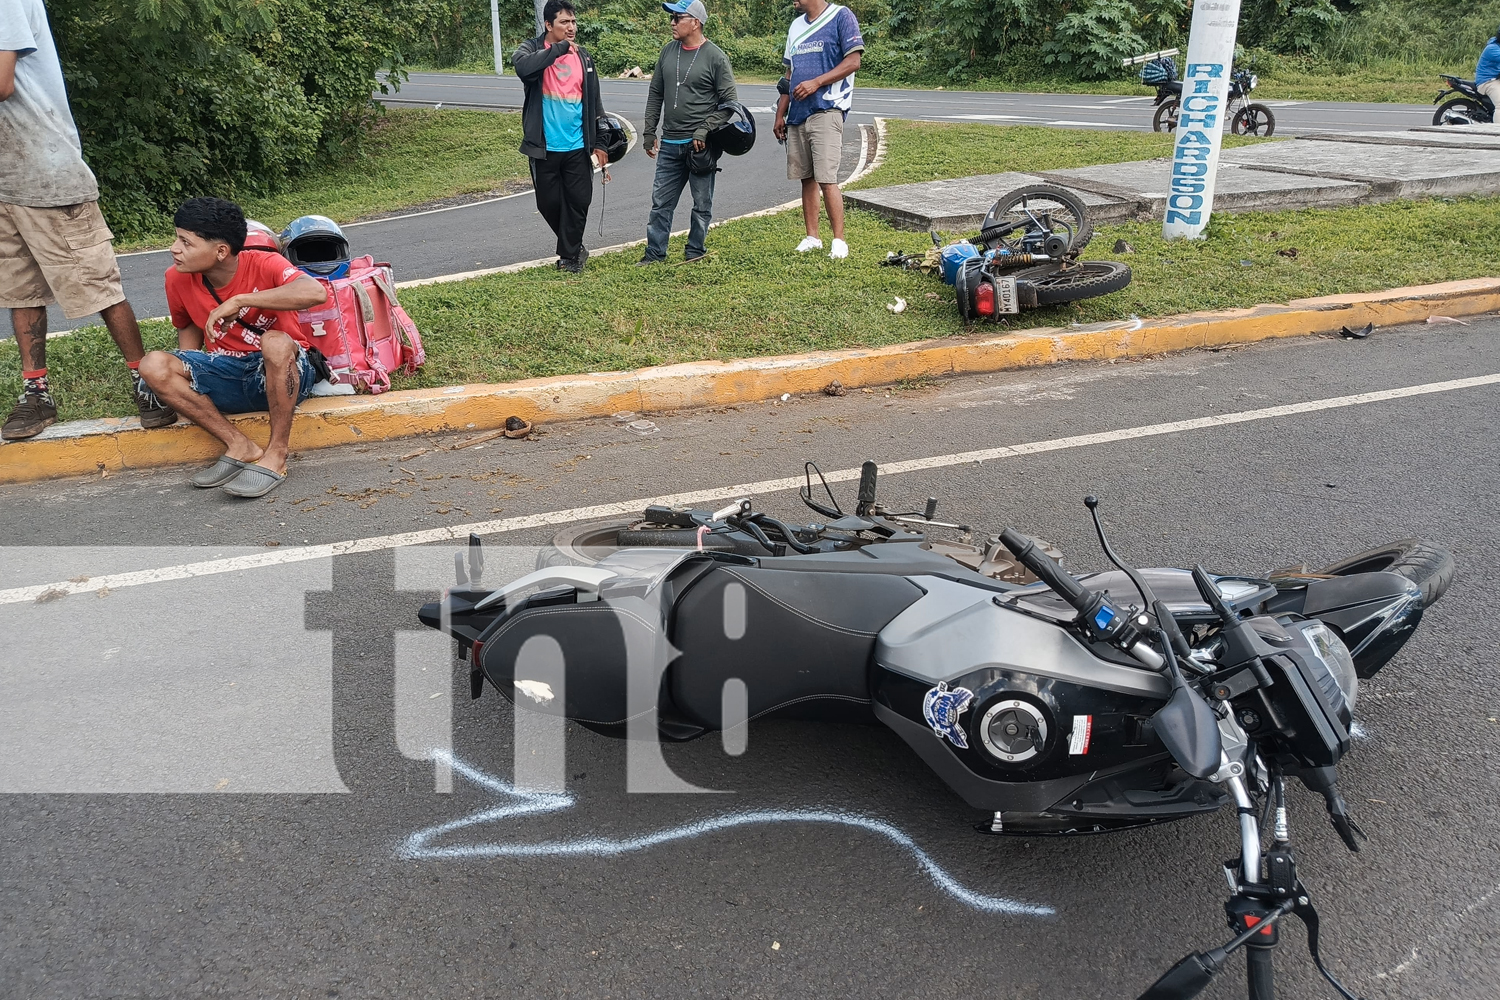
[0,0,99,206]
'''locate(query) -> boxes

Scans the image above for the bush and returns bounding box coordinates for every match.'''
[52,0,416,242]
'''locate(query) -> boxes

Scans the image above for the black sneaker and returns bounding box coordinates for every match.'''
[559,256,585,274]
[135,386,178,429]
[1,391,58,441]
[636,256,663,266]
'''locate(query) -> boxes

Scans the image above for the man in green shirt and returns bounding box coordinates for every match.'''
[638,0,737,264]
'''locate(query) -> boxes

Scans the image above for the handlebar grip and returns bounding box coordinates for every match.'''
[856,461,878,516]
[1000,528,1091,611]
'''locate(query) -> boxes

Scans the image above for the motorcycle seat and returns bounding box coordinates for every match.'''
[668,565,924,729]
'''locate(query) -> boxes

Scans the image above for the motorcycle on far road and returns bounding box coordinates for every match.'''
[1432,74,1496,124]
[1139,54,1276,137]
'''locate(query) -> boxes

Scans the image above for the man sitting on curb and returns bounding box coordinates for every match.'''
[638,0,737,265]
[139,198,328,499]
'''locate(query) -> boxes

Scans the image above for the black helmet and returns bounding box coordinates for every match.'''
[596,113,629,164]
[708,101,755,157]
[281,215,351,279]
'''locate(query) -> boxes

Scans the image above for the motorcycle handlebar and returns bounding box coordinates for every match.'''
[1001,528,1092,612]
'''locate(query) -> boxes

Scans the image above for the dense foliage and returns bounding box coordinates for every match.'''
[52,0,417,240]
[407,0,1500,82]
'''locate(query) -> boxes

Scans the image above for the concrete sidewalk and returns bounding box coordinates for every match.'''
[848,124,1500,231]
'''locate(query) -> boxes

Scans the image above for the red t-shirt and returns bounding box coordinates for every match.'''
[165,250,317,355]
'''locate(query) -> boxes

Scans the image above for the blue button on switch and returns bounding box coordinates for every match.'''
[1094,606,1116,630]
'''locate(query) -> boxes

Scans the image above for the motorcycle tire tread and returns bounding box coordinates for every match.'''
[1311,537,1455,608]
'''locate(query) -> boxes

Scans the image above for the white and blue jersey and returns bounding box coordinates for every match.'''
[783,3,864,126]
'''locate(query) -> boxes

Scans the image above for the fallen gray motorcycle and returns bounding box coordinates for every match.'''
[418,460,1452,1000]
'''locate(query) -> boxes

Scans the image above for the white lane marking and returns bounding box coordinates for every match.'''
[401,752,1055,917]
[936,114,1041,122]
[3,372,1496,606]
[1102,97,1153,104]
[1376,880,1500,979]
[1047,120,1120,128]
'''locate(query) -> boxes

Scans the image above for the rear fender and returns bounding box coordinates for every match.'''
[1272,571,1424,678]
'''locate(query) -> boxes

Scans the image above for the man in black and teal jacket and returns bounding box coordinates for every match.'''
[638,0,737,265]
[513,0,609,272]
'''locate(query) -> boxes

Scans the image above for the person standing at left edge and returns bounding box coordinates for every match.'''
[514,0,610,273]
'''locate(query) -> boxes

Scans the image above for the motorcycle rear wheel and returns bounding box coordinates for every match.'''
[1312,538,1455,608]
[1152,99,1179,132]
[1433,97,1489,125]
[538,519,768,568]
[1231,103,1276,136]
[1016,261,1131,305]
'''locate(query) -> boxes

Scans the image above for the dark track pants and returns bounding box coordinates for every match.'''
[530,149,594,263]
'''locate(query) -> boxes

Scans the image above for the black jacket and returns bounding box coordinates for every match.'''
[512,35,604,160]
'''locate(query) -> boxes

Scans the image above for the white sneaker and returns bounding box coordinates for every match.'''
[796,236,824,253]
[829,238,849,260]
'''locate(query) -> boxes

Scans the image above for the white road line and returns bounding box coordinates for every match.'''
[3,371,1496,606]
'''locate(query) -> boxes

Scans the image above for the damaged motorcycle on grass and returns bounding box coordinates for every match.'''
[418,461,1453,1000]
[884,184,1132,322]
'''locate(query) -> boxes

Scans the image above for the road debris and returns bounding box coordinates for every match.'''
[1276,247,1299,258]
[1425,315,1469,326]
[503,416,533,439]
[1112,239,1135,253]
[1340,323,1373,339]
[822,380,848,396]
[886,296,907,314]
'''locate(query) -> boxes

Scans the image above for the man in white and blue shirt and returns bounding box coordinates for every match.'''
[773,0,863,260]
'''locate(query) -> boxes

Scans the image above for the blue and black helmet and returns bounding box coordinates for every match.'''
[281,215,351,279]
[708,101,755,157]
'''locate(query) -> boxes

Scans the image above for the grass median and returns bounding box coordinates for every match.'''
[114,109,530,252]
[10,121,1499,425]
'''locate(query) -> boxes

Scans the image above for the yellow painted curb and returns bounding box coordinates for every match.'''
[2,276,1496,485]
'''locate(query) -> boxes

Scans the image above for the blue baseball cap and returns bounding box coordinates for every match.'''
[663,0,707,22]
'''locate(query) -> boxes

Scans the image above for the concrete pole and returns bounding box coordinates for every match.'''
[1161,0,1242,240]
[491,0,504,74]
[534,0,546,36]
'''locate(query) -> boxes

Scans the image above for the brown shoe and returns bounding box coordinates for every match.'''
[1,392,58,441]
[135,386,178,429]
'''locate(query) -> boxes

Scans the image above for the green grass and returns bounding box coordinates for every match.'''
[12,120,1499,424]
[851,122,1271,191]
[115,109,530,252]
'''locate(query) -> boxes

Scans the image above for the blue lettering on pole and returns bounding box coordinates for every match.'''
[1175,147,1210,162]
[1169,194,1204,210]
[1174,179,1206,193]
[1193,79,1213,94]
[1179,114,1218,129]
[1186,63,1224,78]
[1182,130,1212,145]
[1165,210,1203,225]
[1173,162,1209,177]
[1183,95,1216,112]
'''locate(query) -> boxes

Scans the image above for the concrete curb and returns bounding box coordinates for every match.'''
[3,276,1495,486]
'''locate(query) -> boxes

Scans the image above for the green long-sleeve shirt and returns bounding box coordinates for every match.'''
[643,39,737,146]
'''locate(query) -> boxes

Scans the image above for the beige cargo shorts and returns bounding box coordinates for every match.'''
[0,200,126,319]
[786,109,844,185]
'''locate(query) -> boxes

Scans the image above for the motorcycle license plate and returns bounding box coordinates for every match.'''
[995,275,1020,314]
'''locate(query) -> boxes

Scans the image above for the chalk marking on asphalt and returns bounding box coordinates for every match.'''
[400,751,1055,917]
[1375,879,1500,980]
[3,372,1497,606]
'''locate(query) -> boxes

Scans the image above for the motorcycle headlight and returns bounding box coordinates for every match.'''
[1296,620,1358,715]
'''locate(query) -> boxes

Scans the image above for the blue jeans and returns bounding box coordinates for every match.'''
[643,141,716,261]
[171,348,317,414]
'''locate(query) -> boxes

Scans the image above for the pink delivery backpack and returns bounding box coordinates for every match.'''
[295,255,426,393]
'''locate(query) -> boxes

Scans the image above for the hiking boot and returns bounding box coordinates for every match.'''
[1,391,58,441]
[135,386,178,429]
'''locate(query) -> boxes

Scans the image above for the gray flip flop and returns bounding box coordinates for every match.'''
[190,456,252,488]
[220,464,286,498]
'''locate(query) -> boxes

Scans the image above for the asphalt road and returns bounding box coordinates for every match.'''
[15,75,1435,339]
[3,316,1497,998]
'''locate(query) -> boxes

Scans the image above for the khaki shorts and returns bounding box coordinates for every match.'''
[786,109,844,185]
[0,200,126,319]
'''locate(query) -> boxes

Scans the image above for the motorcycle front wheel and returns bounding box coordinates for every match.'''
[1231,103,1276,136]
[1433,97,1488,125]
[1016,261,1132,306]
[978,184,1094,254]
[1152,99,1179,132]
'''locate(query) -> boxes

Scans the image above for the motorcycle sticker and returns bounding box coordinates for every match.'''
[922,682,975,749]
[1068,714,1093,755]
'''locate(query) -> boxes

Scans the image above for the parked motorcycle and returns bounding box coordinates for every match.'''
[418,460,1452,999]
[1432,74,1496,125]
[1142,56,1276,137]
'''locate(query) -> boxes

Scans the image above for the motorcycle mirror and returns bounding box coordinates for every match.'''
[468,533,485,587]
[1136,950,1222,1000]
[1151,630,1223,780]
